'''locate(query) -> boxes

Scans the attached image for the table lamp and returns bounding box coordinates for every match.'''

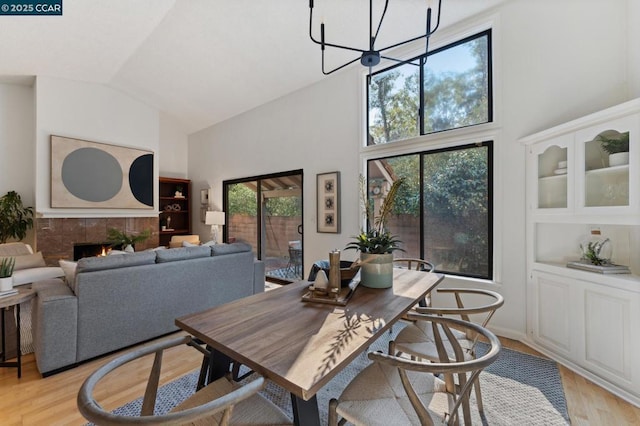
[205,211,225,243]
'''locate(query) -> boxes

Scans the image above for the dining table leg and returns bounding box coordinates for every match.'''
[290,394,321,426]
[196,346,232,390]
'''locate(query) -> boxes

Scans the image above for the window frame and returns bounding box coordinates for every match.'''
[365,141,494,280]
[366,29,493,146]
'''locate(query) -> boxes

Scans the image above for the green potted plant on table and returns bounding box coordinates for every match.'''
[597,132,630,167]
[107,228,151,253]
[0,191,34,244]
[0,257,15,292]
[345,176,405,288]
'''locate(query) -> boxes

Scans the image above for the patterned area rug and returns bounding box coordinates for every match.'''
[102,326,570,425]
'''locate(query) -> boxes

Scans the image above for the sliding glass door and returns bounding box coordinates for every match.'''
[224,170,303,283]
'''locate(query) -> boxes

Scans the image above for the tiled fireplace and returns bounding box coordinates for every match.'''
[35,217,159,265]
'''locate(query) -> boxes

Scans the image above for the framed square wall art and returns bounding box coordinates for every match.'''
[317,171,340,233]
[51,135,154,209]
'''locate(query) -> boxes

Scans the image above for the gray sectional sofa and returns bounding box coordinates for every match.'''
[31,243,264,376]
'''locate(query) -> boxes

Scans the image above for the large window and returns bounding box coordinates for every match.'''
[367,142,493,279]
[368,30,492,145]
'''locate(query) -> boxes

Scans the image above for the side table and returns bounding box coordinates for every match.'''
[0,287,36,378]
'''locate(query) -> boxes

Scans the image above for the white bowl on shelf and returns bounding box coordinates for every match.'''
[557,160,567,169]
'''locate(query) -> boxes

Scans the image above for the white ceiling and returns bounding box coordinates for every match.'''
[0,0,506,134]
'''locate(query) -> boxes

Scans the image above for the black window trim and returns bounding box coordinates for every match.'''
[366,140,494,280]
[366,28,493,145]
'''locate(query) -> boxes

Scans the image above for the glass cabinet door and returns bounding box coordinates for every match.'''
[537,144,569,209]
[576,114,637,211]
[583,129,629,207]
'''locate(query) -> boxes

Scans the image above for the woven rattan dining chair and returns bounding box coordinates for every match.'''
[389,288,504,416]
[329,315,501,426]
[77,335,292,426]
[393,258,436,307]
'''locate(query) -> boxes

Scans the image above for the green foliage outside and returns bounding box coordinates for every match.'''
[366,34,491,276]
[228,183,301,217]
[368,36,489,145]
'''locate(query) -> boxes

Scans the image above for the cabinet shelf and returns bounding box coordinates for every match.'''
[585,164,628,176]
[159,177,191,247]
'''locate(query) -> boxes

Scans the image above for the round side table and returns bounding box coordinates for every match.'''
[1,287,36,378]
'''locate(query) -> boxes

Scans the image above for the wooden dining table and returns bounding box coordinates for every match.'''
[176,268,444,426]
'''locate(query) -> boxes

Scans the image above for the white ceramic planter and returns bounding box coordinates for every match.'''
[0,276,13,292]
[609,152,629,167]
[359,253,394,288]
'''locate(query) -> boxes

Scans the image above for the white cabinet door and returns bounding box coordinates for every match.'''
[530,271,576,357]
[580,281,640,393]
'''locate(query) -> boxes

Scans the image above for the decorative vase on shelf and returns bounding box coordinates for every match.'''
[124,244,135,253]
[580,231,612,266]
[608,152,629,167]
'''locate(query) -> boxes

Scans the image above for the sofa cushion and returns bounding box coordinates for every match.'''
[76,251,157,273]
[155,246,211,263]
[0,251,46,270]
[211,242,252,256]
[0,242,33,256]
[12,267,64,286]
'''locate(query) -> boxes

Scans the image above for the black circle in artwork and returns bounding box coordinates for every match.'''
[129,154,154,207]
[61,148,122,202]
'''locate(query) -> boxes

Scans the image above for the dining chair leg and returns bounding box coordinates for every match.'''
[474,376,484,412]
[328,398,338,426]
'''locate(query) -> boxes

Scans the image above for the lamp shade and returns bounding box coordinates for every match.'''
[205,211,225,226]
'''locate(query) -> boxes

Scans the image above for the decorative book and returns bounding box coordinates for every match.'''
[566,261,631,274]
[0,289,19,298]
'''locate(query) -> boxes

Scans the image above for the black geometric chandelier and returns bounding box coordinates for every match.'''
[308,0,442,75]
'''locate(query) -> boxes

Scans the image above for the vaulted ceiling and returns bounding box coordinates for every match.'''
[0,0,506,134]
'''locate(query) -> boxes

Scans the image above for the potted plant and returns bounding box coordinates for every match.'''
[580,238,611,266]
[597,132,629,167]
[0,191,34,244]
[0,257,15,292]
[107,228,151,253]
[345,176,405,288]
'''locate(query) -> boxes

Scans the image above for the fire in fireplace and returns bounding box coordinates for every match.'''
[73,242,124,261]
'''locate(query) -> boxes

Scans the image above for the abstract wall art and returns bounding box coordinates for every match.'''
[317,171,340,233]
[51,135,154,209]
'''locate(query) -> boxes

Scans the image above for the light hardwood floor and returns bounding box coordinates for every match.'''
[1,333,639,425]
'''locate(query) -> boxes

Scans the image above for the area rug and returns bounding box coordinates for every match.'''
[103,328,570,425]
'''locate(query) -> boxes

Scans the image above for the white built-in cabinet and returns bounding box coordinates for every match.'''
[520,98,640,407]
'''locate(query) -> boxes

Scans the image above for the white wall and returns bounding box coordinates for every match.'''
[188,0,633,337]
[34,76,161,217]
[159,111,189,179]
[0,82,36,245]
[0,82,35,203]
[188,70,362,258]
[629,0,640,98]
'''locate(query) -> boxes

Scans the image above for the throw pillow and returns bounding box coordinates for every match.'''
[202,240,216,246]
[59,259,78,292]
[0,251,46,270]
[0,242,32,256]
[182,241,199,247]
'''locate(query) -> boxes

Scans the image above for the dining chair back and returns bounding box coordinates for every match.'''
[390,288,505,414]
[329,315,501,426]
[77,336,292,425]
[393,258,436,307]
